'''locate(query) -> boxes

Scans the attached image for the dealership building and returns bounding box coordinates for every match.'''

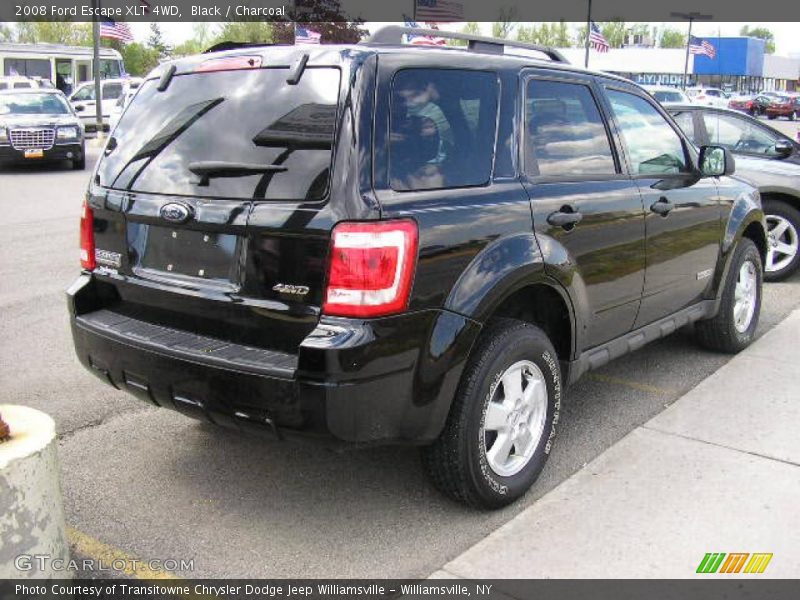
[558,37,800,92]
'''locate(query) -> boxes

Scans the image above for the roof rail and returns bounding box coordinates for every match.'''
[365,26,569,64]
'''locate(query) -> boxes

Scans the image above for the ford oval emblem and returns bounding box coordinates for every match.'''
[160,202,192,223]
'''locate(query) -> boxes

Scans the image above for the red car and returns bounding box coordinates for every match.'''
[728,94,770,116]
[766,95,800,120]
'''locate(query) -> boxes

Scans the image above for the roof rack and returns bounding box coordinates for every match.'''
[365,26,569,64]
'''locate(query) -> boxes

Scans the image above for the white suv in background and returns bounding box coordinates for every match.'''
[686,87,730,108]
[68,78,142,134]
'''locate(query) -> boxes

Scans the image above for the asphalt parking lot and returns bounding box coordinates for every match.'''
[2,118,799,579]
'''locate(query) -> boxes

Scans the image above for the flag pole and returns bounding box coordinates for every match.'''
[92,1,103,139]
[584,0,592,68]
[682,17,693,90]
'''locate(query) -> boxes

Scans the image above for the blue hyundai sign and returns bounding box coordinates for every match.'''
[693,37,765,77]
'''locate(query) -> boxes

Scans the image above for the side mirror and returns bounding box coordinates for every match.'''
[774,140,794,157]
[699,145,735,177]
[73,105,84,112]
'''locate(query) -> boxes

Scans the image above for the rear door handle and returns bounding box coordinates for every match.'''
[650,198,674,216]
[547,209,583,229]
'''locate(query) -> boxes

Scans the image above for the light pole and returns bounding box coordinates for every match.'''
[671,11,712,90]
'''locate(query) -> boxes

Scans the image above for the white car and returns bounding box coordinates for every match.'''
[685,87,730,108]
[108,88,138,132]
[68,77,142,134]
[0,76,52,90]
[642,85,691,106]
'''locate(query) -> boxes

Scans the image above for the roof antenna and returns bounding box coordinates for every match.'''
[286,53,309,85]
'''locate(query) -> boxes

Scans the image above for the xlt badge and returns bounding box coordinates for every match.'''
[273,283,310,296]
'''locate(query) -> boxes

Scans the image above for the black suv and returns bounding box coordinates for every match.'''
[69,27,766,508]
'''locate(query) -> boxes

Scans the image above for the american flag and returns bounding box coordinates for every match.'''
[414,0,463,22]
[689,36,716,59]
[295,26,322,45]
[404,18,446,46]
[589,21,609,53]
[99,20,134,44]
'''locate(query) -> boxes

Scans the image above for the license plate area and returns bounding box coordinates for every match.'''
[136,225,240,285]
[24,149,44,158]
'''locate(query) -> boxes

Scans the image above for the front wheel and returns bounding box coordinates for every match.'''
[421,319,562,509]
[763,199,800,281]
[696,238,762,353]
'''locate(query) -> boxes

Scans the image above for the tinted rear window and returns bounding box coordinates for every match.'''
[97,67,340,201]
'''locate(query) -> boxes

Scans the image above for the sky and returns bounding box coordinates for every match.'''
[128,21,800,56]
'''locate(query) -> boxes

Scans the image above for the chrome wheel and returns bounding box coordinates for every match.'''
[765,215,799,273]
[733,260,758,333]
[483,360,548,477]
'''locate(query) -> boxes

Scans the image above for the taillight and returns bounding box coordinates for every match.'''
[80,199,95,271]
[323,220,418,318]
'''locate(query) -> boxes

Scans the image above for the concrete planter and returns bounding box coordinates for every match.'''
[0,405,71,579]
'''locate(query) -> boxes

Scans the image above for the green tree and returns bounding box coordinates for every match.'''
[601,21,627,48]
[659,27,686,49]
[15,22,91,46]
[0,23,13,42]
[117,42,160,77]
[517,22,572,47]
[214,21,274,44]
[147,23,172,59]
[173,23,213,56]
[450,21,481,47]
[740,25,775,54]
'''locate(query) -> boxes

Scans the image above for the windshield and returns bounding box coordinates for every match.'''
[97,67,341,201]
[0,93,71,115]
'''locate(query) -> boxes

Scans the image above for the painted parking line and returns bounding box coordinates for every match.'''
[67,526,181,580]
[588,373,677,396]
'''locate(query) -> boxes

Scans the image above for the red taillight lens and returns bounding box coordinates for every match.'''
[80,199,95,270]
[323,220,418,318]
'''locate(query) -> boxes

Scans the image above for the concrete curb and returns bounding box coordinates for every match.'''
[0,405,71,579]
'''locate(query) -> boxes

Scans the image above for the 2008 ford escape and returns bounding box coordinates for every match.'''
[69,27,767,508]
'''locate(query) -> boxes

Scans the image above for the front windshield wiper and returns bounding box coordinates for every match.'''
[188,161,288,186]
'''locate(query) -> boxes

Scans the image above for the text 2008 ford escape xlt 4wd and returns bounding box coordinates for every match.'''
[69,27,767,508]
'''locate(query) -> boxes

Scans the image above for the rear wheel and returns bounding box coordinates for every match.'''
[763,199,800,281]
[72,156,86,170]
[696,238,762,353]
[421,319,561,509]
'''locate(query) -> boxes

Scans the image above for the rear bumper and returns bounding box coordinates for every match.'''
[68,274,481,444]
[765,108,794,117]
[0,142,83,164]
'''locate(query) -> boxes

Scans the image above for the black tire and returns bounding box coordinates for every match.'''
[421,319,562,509]
[696,238,762,353]
[768,114,777,120]
[763,198,800,282]
[72,155,86,170]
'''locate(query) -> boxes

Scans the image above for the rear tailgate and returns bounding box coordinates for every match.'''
[89,57,342,354]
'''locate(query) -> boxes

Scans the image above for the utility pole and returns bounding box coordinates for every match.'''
[672,11,712,90]
[92,0,103,138]
[584,0,592,68]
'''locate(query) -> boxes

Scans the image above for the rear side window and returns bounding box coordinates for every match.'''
[524,79,616,177]
[702,112,782,156]
[97,67,340,201]
[389,69,498,191]
[102,82,123,100]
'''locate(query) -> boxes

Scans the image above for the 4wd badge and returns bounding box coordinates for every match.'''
[273,283,310,297]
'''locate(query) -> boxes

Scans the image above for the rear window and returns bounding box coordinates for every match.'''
[97,67,340,201]
[653,91,684,103]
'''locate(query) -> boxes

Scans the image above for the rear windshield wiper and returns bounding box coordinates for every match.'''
[188,161,288,186]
